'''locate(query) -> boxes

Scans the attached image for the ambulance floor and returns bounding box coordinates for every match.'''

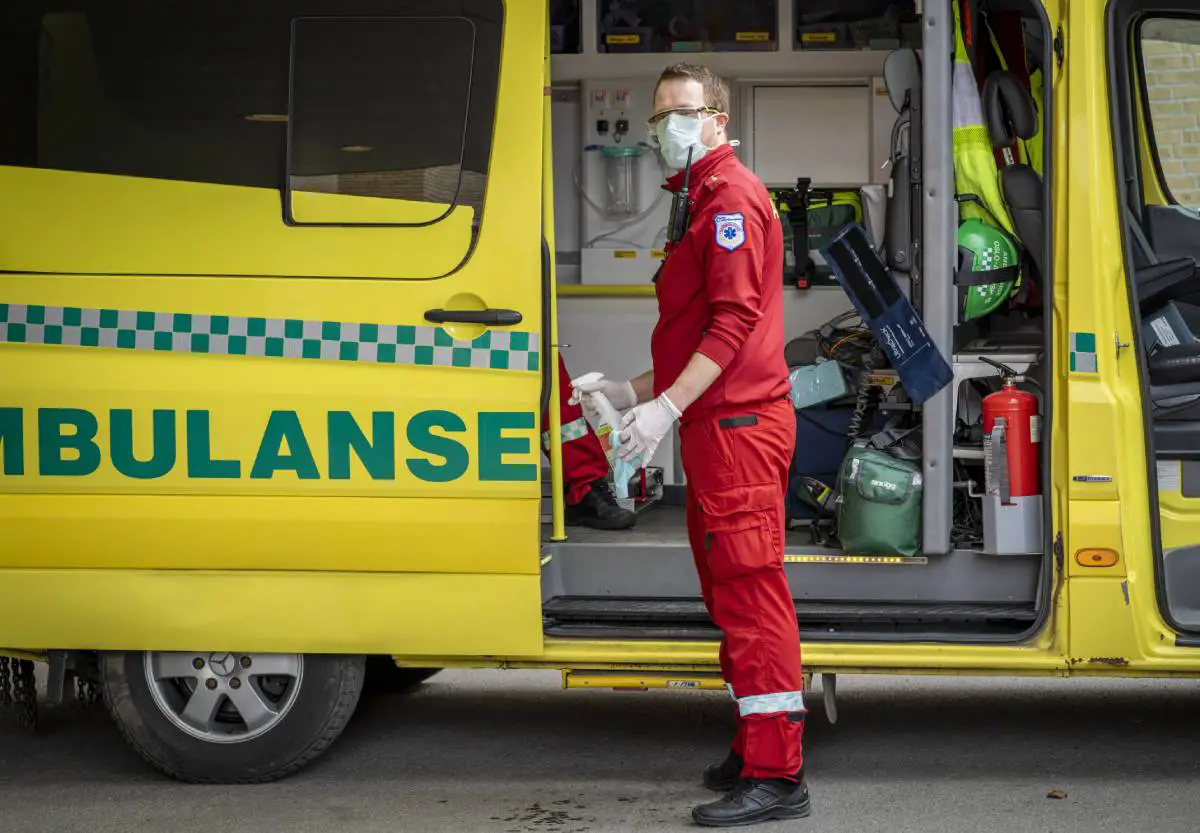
[539,502,1041,638]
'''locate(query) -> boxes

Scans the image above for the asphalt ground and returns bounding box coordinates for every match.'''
[2,669,1199,832]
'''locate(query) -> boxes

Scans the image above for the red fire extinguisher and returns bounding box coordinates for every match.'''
[982,378,1041,504]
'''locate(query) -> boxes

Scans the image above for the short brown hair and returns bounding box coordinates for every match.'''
[654,63,730,114]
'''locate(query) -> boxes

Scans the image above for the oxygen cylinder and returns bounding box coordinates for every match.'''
[981,378,1042,554]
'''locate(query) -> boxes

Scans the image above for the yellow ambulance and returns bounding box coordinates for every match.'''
[2,0,1200,783]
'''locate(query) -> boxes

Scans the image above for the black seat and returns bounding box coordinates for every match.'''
[1125,204,1200,318]
[1124,207,1200,457]
[1149,344,1200,388]
[983,71,1045,287]
[1127,206,1200,389]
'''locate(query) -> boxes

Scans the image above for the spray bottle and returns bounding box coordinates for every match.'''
[572,372,638,503]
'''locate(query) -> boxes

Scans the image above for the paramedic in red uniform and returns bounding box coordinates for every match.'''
[571,64,809,827]
[546,354,636,530]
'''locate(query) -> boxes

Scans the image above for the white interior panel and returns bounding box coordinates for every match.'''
[577,77,678,267]
[551,88,582,279]
[752,85,871,188]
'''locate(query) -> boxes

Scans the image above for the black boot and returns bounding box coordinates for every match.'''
[565,478,636,530]
[692,778,812,827]
[703,750,804,793]
[703,750,746,792]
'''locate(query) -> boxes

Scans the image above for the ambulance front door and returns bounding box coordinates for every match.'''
[1109,0,1200,639]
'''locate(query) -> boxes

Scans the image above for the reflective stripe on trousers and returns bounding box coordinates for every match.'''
[736,690,806,717]
[727,683,806,717]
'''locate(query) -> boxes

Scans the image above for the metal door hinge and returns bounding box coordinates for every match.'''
[1115,332,1131,358]
[1054,27,1064,68]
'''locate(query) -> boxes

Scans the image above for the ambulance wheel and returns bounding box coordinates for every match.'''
[100,650,365,784]
[364,656,441,694]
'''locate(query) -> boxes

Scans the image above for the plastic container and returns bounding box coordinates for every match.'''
[601,145,642,218]
[573,372,637,501]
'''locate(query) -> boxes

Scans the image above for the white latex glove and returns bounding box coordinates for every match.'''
[569,372,638,413]
[617,393,682,463]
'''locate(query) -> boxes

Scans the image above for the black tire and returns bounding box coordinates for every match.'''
[363,656,441,694]
[100,651,365,784]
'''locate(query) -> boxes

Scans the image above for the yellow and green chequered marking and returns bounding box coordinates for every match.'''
[0,303,539,372]
[1069,332,1097,374]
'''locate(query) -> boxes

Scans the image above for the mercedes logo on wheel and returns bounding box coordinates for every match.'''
[208,653,237,677]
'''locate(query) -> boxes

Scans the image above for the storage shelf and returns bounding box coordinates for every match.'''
[550,50,887,82]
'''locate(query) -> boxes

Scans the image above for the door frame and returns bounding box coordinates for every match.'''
[1106,0,1200,641]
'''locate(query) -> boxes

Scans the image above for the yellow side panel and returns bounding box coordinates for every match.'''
[0,495,536,574]
[0,166,475,280]
[0,569,543,656]
[1067,577,1141,668]
[1066,500,1127,578]
[0,334,541,577]
[0,343,540,502]
[1058,0,1197,673]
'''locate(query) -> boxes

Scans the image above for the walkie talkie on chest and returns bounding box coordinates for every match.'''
[653,147,695,285]
[666,146,695,244]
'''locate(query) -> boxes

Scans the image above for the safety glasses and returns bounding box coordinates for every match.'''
[645,106,719,144]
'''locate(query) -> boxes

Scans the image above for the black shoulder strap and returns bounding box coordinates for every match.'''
[787,177,812,289]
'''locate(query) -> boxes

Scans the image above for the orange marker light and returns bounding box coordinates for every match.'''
[1076,549,1119,568]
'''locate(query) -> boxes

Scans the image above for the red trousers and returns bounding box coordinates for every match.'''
[542,355,610,505]
[681,397,805,780]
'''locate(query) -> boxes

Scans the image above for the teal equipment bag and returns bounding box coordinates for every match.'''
[835,443,923,557]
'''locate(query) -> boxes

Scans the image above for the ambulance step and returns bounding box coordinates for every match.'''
[542,597,1038,636]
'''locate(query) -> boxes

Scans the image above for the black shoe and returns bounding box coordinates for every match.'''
[703,750,745,792]
[565,479,636,530]
[692,778,812,828]
[703,751,804,793]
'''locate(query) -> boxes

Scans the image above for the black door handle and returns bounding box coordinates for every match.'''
[423,308,523,326]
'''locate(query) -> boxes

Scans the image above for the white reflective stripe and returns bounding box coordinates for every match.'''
[726,682,736,701]
[542,417,590,447]
[736,690,806,717]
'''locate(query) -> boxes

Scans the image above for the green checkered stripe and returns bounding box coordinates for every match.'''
[0,303,539,372]
[542,417,590,447]
[1069,331,1097,374]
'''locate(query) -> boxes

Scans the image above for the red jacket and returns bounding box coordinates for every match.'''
[651,144,790,423]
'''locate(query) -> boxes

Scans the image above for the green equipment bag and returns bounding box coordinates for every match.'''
[775,182,864,288]
[835,443,923,557]
[808,190,863,252]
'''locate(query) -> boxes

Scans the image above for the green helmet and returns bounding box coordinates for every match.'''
[956,218,1020,321]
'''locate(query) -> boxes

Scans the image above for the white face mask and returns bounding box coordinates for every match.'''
[654,112,716,170]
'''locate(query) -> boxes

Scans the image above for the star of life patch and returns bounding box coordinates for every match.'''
[713,212,746,251]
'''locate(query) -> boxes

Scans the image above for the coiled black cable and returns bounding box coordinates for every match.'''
[846,347,884,440]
